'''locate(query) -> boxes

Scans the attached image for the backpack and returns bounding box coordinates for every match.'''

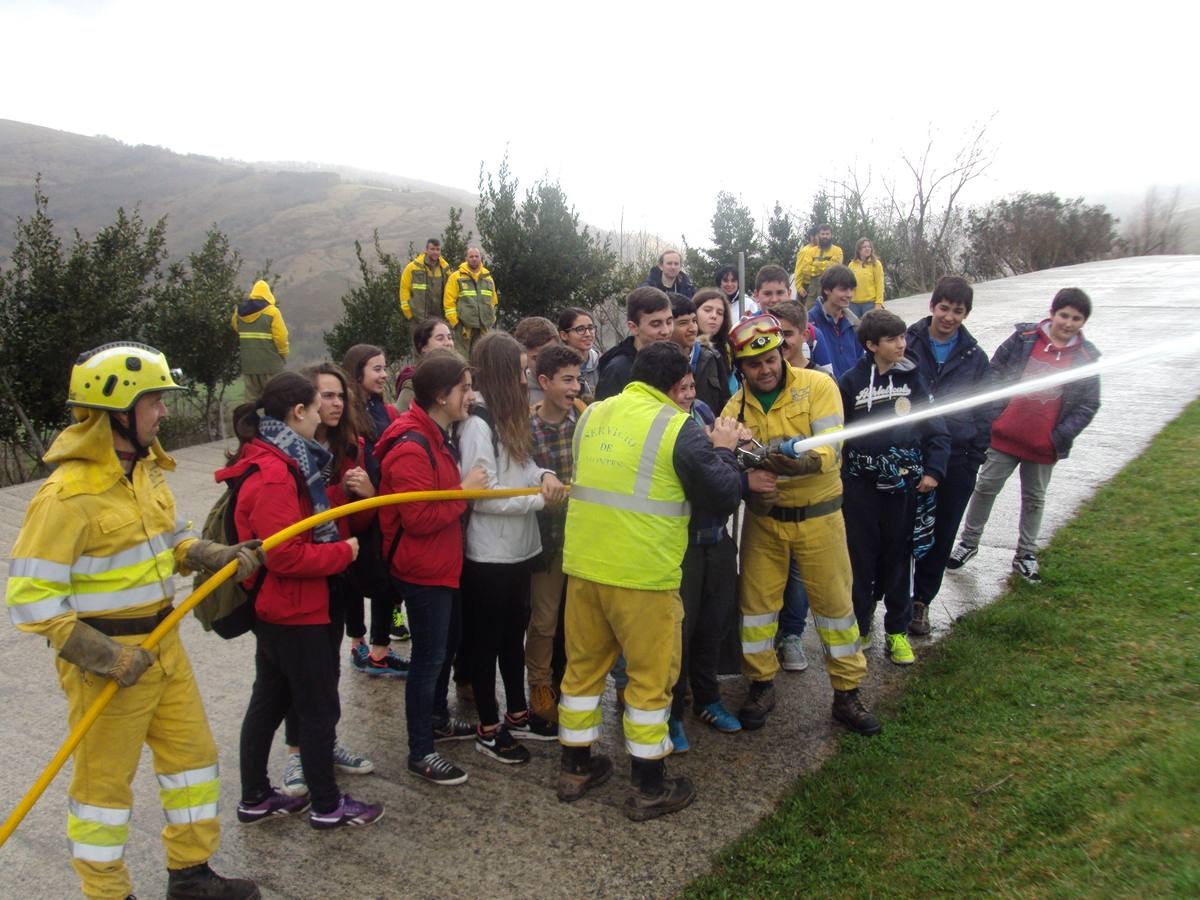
[192,466,268,639]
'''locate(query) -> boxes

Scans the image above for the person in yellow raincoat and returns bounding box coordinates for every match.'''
[231,280,289,402]
[6,342,264,899]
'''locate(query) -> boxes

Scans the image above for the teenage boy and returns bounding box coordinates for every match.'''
[744,264,793,316]
[595,287,673,400]
[904,277,992,634]
[809,265,863,378]
[949,288,1101,584]
[773,300,818,372]
[838,309,949,665]
[527,345,584,722]
[515,316,562,406]
[663,370,743,748]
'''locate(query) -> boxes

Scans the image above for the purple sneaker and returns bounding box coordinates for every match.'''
[236,788,310,824]
[308,793,384,830]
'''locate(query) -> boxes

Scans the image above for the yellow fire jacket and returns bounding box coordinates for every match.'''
[443,263,499,329]
[793,243,844,295]
[6,411,197,650]
[230,280,289,371]
[721,363,845,507]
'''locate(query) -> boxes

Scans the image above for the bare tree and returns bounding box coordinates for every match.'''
[1124,186,1183,256]
[882,119,995,291]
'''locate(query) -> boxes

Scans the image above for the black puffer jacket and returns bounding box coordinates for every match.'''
[905,317,992,465]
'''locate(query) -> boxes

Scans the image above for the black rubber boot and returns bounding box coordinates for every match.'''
[166,863,260,900]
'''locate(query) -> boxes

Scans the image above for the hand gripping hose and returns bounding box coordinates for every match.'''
[0,486,542,847]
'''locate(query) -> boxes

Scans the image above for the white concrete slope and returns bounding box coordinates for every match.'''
[0,256,1198,899]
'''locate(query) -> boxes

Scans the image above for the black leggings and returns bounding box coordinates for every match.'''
[460,558,532,727]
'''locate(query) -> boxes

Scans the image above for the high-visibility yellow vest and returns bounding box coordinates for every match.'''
[237,311,284,375]
[563,381,690,590]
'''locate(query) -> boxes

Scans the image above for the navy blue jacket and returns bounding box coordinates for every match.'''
[595,336,637,401]
[905,317,992,466]
[643,266,696,298]
[838,356,951,482]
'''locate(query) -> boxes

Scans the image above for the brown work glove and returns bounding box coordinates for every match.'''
[187,539,265,581]
[763,450,823,477]
[59,621,156,688]
[746,489,780,517]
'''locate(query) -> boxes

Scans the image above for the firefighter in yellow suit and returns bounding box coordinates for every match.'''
[721,315,880,736]
[554,339,742,821]
[6,343,264,900]
[442,246,498,357]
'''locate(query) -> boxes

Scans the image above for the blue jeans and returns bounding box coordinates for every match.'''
[778,558,809,638]
[396,579,460,761]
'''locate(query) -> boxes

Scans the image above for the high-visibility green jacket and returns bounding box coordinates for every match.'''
[444,263,498,330]
[399,253,451,321]
[563,382,690,591]
[6,411,197,650]
[231,280,288,375]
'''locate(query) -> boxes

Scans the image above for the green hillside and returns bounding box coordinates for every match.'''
[0,119,478,361]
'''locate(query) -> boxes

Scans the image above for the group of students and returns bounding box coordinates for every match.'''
[5,248,1102,896]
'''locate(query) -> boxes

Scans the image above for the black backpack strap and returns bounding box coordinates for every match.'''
[223,464,268,600]
[382,430,437,565]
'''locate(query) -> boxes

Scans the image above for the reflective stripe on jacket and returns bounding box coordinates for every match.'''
[563,382,690,590]
[444,263,498,329]
[6,412,194,649]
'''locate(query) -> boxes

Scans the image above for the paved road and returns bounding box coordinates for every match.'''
[1,256,1197,898]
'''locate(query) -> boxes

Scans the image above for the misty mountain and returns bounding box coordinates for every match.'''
[0,119,478,361]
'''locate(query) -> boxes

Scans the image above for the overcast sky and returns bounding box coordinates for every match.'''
[2,0,1193,247]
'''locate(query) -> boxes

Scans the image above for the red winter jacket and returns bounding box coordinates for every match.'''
[376,405,467,588]
[326,436,376,538]
[215,439,354,626]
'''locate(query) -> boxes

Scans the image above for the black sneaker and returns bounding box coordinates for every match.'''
[432,716,476,742]
[738,680,776,731]
[832,688,882,736]
[505,710,558,741]
[166,862,260,899]
[475,725,531,765]
[946,543,977,570]
[1012,554,1042,583]
[408,752,468,786]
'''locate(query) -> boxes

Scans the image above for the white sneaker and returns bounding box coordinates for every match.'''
[778,634,809,672]
[280,752,308,797]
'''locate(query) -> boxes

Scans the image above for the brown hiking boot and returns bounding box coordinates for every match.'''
[738,680,776,731]
[909,601,931,636]
[530,683,558,722]
[832,688,882,736]
[556,754,614,802]
[624,776,697,822]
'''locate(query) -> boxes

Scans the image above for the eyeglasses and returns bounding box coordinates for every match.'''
[568,324,597,335]
[319,391,345,401]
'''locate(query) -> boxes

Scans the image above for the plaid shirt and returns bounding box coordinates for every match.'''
[530,404,577,556]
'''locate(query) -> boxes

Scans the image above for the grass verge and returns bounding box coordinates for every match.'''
[687,400,1200,898]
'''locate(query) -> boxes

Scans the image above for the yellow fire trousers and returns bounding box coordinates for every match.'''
[558,577,682,760]
[57,627,220,899]
[739,509,867,691]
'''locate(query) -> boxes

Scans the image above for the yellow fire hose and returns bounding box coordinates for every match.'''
[0,485,543,847]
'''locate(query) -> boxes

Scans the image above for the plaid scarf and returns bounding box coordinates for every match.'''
[258,416,340,544]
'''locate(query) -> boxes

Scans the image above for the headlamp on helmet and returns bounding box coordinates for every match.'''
[729,314,784,360]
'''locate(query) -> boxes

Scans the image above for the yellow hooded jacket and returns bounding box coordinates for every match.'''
[5,411,197,650]
[231,280,289,372]
[443,262,498,330]
[399,253,451,320]
[721,363,845,508]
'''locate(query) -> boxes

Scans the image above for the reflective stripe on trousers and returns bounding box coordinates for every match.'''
[623,704,671,759]
[158,764,221,825]
[67,799,130,863]
[558,693,602,745]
